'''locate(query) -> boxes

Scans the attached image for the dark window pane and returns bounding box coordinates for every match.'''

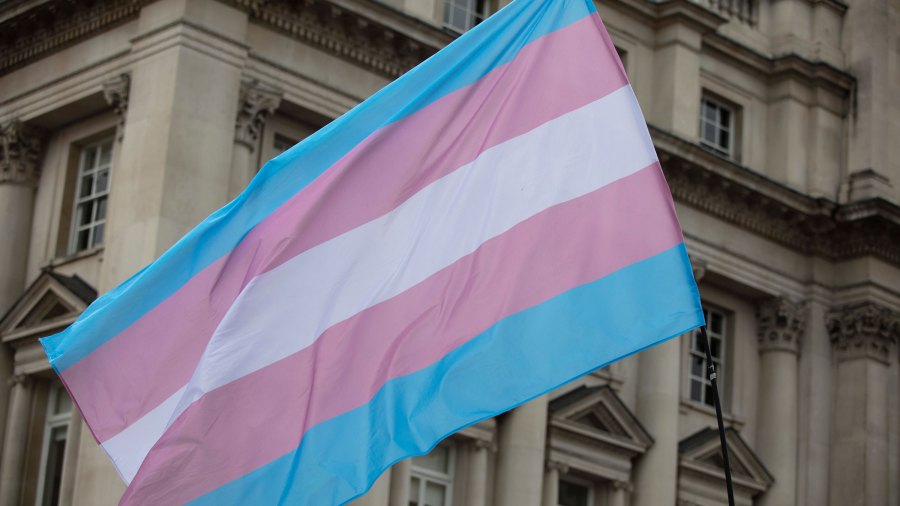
[710,337,721,359]
[95,198,107,221]
[692,355,705,377]
[84,146,97,169]
[92,223,104,247]
[41,426,67,506]
[719,107,731,127]
[96,169,109,193]
[77,229,90,251]
[79,202,93,226]
[711,312,723,334]
[690,380,702,402]
[704,384,715,406]
[703,123,717,144]
[80,174,94,198]
[719,127,730,150]
[559,480,590,506]
[99,142,112,166]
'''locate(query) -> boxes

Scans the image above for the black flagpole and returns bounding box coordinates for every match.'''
[698,325,736,506]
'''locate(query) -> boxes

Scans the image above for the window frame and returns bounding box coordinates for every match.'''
[698,95,736,158]
[687,306,728,409]
[68,136,114,255]
[35,382,73,506]
[442,0,489,33]
[409,442,456,506]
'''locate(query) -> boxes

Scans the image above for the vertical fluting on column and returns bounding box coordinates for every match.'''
[755,297,805,506]
[826,302,900,506]
[632,338,681,506]
[229,79,282,199]
[494,395,548,506]
[0,375,34,506]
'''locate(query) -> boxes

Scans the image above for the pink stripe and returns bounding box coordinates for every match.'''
[62,14,629,444]
[120,165,683,505]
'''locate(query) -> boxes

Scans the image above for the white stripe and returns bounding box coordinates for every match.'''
[102,85,655,482]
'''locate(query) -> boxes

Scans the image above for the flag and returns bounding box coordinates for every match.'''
[41,0,703,503]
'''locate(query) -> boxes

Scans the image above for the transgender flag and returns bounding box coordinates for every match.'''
[41,0,703,504]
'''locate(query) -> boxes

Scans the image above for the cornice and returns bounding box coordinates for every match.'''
[653,126,900,266]
[229,0,445,78]
[703,33,855,98]
[0,0,144,76]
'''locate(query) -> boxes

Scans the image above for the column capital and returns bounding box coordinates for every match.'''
[102,73,131,141]
[757,296,806,355]
[7,373,32,388]
[546,460,569,474]
[0,120,46,187]
[611,480,633,492]
[235,79,282,149]
[826,302,900,364]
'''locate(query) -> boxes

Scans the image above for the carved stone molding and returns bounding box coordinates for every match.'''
[103,73,131,141]
[826,302,900,364]
[0,120,46,187]
[230,0,438,78]
[690,257,708,283]
[655,128,900,267]
[235,80,283,149]
[0,0,145,75]
[756,297,806,354]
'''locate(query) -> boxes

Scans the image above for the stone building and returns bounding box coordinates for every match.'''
[0,0,898,505]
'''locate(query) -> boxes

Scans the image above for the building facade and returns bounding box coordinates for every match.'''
[0,0,898,505]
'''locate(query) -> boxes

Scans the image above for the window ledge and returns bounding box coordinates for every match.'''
[47,247,104,269]
[679,399,745,430]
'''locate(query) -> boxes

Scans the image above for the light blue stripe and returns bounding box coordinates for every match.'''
[188,244,703,506]
[41,0,599,372]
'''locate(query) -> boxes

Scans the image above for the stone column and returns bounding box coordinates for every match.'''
[632,338,681,506]
[494,395,548,506]
[610,480,630,506]
[466,440,489,506]
[388,459,410,506]
[0,374,34,506]
[541,461,565,506]
[228,80,281,199]
[826,303,900,506]
[0,120,43,465]
[349,468,390,506]
[755,297,805,506]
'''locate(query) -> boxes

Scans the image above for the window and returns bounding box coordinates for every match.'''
[558,477,593,506]
[70,138,113,253]
[36,383,73,506]
[443,0,487,33]
[688,307,727,408]
[409,443,455,506]
[699,96,735,157]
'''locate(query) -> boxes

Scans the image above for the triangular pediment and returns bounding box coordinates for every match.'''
[679,427,773,493]
[0,271,96,343]
[550,386,653,449]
